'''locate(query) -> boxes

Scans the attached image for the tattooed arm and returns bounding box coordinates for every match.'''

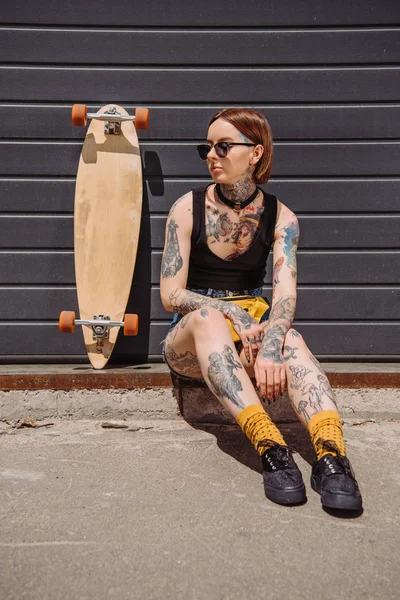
[254,202,299,399]
[160,192,193,309]
[263,203,299,346]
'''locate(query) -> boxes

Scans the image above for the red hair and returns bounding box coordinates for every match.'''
[208,108,273,184]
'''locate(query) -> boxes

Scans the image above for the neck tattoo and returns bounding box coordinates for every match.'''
[220,177,256,201]
[216,183,259,213]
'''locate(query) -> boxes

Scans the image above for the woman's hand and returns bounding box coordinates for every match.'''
[254,332,286,402]
[228,307,265,363]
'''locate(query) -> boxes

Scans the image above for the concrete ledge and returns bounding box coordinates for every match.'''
[178,387,400,424]
[0,364,399,424]
[1,387,399,424]
[0,388,182,423]
[0,363,399,391]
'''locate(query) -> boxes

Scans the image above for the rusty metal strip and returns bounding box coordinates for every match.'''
[0,370,399,391]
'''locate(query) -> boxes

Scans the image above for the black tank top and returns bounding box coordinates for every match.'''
[186,186,278,290]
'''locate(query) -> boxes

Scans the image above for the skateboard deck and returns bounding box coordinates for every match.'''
[59,103,148,368]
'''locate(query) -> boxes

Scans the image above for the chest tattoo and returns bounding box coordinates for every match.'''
[206,203,264,258]
[205,208,233,241]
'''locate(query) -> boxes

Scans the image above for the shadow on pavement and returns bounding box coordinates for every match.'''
[187,420,315,475]
[323,507,364,519]
[171,378,316,471]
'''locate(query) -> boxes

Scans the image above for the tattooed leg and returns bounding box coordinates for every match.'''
[283,344,299,362]
[164,307,262,418]
[283,328,338,426]
[207,345,245,408]
[282,330,351,466]
[317,374,338,408]
[164,345,200,377]
[167,312,194,345]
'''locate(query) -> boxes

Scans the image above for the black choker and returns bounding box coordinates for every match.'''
[215,184,259,212]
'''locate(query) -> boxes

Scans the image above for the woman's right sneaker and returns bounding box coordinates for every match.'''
[260,442,307,506]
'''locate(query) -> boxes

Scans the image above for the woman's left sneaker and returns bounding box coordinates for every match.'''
[311,451,362,511]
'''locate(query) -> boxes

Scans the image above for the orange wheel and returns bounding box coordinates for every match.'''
[59,311,76,333]
[134,108,149,130]
[124,313,139,336]
[71,104,87,126]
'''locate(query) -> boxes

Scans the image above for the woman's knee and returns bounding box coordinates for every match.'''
[283,328,307,357]
[286,327,303,341]
[192,306,227,328]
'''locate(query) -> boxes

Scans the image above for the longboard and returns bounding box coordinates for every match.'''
[59,103,148,369]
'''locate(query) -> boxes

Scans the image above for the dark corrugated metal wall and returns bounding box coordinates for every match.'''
[0,0,399,362]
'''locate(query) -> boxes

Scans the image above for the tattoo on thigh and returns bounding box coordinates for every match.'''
[167,313,192,343]
[179,313,192,330]
[200,309,209,318]
[168,326,179,343]
[283,345,299,361]
[289,329,301,338]
[207,344,245,408]
[165,345,200,375]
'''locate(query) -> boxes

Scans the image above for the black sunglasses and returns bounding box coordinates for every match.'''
[196,141,255,160]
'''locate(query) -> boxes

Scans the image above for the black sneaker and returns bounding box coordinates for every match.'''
[260,442,306,505]
[311,443,362,511]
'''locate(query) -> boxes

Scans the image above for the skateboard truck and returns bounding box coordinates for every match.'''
[103,108,122,135]
[71,104,149,132]
[59,311,139,352]
[70,315,124,354]
[91,315,111,353]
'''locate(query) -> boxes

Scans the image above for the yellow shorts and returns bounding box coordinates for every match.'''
[219,296,270,343]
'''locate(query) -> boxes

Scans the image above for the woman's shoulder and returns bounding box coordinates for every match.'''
[166,191,195,239]
[168,190,194,219]
[275,199,298,228]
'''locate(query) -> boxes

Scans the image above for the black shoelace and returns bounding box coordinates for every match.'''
[320,441,355,479]
[258,441,291,468]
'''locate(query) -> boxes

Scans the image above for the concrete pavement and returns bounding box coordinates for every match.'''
[1,417,399,600]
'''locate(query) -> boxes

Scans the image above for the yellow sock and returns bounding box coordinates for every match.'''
[236,404,286,456]
[307,410,346,460]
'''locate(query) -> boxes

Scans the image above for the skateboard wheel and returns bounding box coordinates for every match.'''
[72,104,87,127]
[59,311,76,333]
[124,313,139,336]
[134,108,149,130]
